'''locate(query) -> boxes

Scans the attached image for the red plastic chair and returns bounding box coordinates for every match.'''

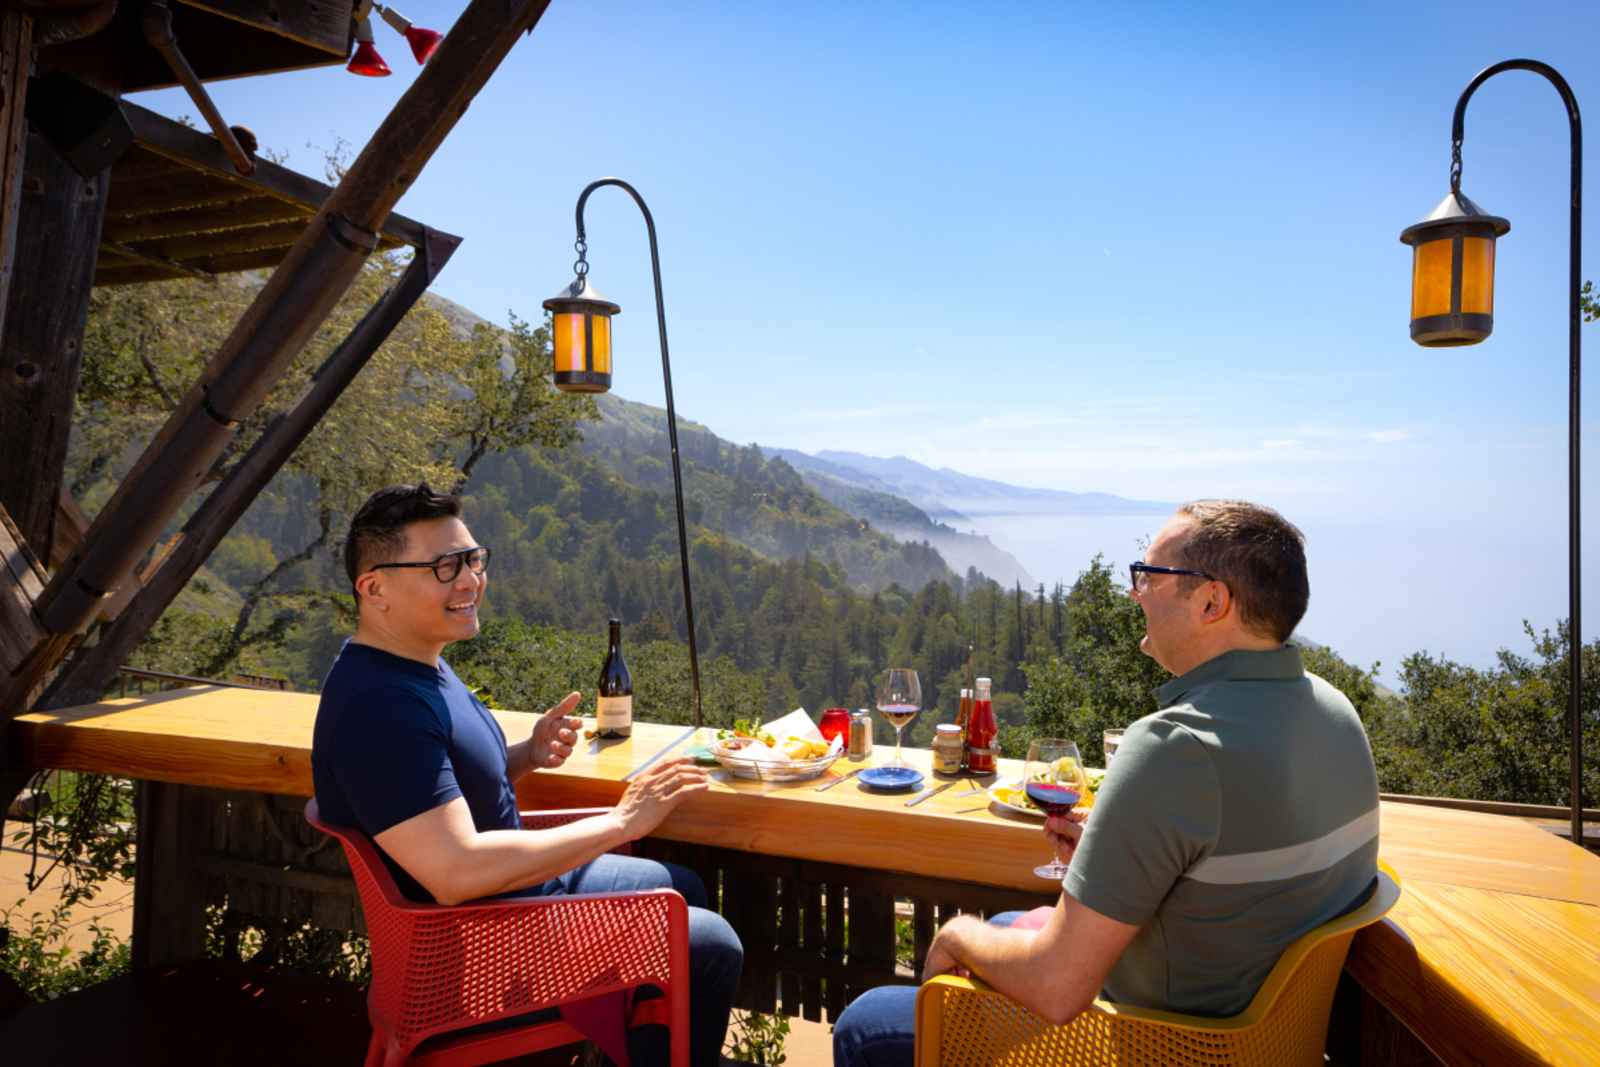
[305,800,690,1067]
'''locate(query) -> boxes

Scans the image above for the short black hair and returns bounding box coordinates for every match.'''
[344,482,461,595]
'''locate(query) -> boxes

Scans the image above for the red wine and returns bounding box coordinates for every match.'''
[596,618,632,739]
[878,703,919,730]
[1025,782,1080,816]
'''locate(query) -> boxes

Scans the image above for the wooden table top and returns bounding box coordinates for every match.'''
[11,686,1060,892]
[14,684,1600,1062]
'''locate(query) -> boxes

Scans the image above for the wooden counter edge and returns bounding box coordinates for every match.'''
[1344,910,1548,1067]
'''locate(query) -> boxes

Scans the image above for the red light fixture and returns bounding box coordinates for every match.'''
[377,3,443,65]
[346,0,391,77]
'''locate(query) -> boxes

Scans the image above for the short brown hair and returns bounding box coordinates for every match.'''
[344,483,460,596]
[1172,500,1308,642]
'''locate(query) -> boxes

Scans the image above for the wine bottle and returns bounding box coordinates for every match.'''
[596,618,633,739]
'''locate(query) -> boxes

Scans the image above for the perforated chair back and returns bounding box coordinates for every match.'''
[305,799,690,1067]
[916,868,1401,1067]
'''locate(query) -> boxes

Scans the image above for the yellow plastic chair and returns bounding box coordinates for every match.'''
[915,867,1400,1067]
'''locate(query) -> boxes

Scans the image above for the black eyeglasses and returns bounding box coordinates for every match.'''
[1129,560,1216,590]
[370,546,491,583]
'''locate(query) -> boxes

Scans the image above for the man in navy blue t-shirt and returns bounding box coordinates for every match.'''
[312,483,741,1067]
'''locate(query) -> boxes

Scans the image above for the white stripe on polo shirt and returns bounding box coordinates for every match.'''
[1183,806,1380,886]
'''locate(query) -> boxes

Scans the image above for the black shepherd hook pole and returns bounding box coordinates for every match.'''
[1452,60,1583,846]
[573,178,703,729]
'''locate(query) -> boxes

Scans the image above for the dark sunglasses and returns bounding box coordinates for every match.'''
[1129,560,1215,590]
[369,546,491,584]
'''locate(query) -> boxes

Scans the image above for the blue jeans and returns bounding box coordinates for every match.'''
[831,911,1025,1067]
[532,853,743,1067]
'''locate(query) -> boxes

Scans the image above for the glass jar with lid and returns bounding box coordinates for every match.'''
[932,723,964,776]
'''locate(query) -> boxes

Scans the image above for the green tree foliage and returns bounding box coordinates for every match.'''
[1367,623,1599,806]
[1006,557,1167,764]
[74,256,594,680]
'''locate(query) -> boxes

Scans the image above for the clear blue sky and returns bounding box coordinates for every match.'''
[139,1,1597,677]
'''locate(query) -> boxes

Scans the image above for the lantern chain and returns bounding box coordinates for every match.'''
[1450,137,1462,193]
[572,235,589,289]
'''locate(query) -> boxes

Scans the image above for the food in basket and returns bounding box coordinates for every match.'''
[710,709,843,780]
[714,712,835,762]
[711,732,831,762]
[781,736,831,759]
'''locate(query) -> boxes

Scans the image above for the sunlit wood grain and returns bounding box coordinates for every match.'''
[15,686,1600,1063]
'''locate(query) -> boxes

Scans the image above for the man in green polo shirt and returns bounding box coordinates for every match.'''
[833,499,1379,1067]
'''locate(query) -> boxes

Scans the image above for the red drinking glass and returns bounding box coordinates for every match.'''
[818,707,851,748]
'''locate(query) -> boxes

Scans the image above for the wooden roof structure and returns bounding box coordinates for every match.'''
[98,100,425,286]
[0,0,560,731]
[38,0,347,95]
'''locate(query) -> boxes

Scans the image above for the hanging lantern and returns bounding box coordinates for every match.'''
[347,13,391,77]
[543,279,621,393]
[1399,191,1509,346]
[376,3,443,64]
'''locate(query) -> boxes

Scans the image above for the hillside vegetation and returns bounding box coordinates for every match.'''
[58,256,1600,809]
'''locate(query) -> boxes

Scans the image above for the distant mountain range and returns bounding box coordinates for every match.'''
[423,294,1150,593]
[768,449,1169,523]
[760,447,1167,588]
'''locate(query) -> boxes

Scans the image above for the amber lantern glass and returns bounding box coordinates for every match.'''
[543,280,621,393]
[1399,191,1509,347]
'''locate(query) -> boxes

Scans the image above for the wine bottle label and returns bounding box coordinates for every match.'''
[596,695,633,728]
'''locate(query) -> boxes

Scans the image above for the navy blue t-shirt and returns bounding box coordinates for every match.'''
[311,641,520,902]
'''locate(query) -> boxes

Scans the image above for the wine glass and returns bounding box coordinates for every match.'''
[874,668,922,769]
[1024,738,1089,880]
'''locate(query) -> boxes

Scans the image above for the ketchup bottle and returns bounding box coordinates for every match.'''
[966,677,998,776]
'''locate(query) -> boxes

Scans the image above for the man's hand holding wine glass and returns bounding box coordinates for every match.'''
[1045,809,1088,868]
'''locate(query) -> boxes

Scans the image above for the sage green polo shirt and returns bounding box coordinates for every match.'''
[1064,646,1379,1017]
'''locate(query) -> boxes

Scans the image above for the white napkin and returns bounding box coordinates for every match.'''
[759,708,844,758]
[728,708,844,761]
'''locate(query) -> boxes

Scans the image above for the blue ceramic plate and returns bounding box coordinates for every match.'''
[858,766,924,792]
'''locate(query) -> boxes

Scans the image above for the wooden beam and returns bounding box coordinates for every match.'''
[18,0,553,696]
[120,101,429,249]
[0,133,109,559]
[139,219,318,262]
[50,488,87,571]
[104,170,261,217]
[92,263,196,286]
[132,781,206,968]
[37,2,346,95]
[98,237,212,280]
[0,12,32,355]
[40,230,460,711]
[0,501,45,649]
[181,0,348,66]
[101,196,310,244]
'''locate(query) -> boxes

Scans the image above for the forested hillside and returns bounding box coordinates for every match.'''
[62,256,1600,809]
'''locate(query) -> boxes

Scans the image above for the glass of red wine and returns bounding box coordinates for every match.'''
[874,668,922,769]
[1025,738,1087,880]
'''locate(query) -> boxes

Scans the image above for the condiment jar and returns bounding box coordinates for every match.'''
[819,707,851,748]
[932,724,964,776]
[848,709,874,761]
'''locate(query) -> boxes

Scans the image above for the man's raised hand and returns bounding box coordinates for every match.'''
[528,691,583,769]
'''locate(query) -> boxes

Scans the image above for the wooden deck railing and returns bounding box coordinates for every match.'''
[115,666,288,698]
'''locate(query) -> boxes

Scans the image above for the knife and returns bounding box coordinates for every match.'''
[622,725,699,782]
[906,780,956,807]
[952,782,988,799]
[815,766,865,792]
